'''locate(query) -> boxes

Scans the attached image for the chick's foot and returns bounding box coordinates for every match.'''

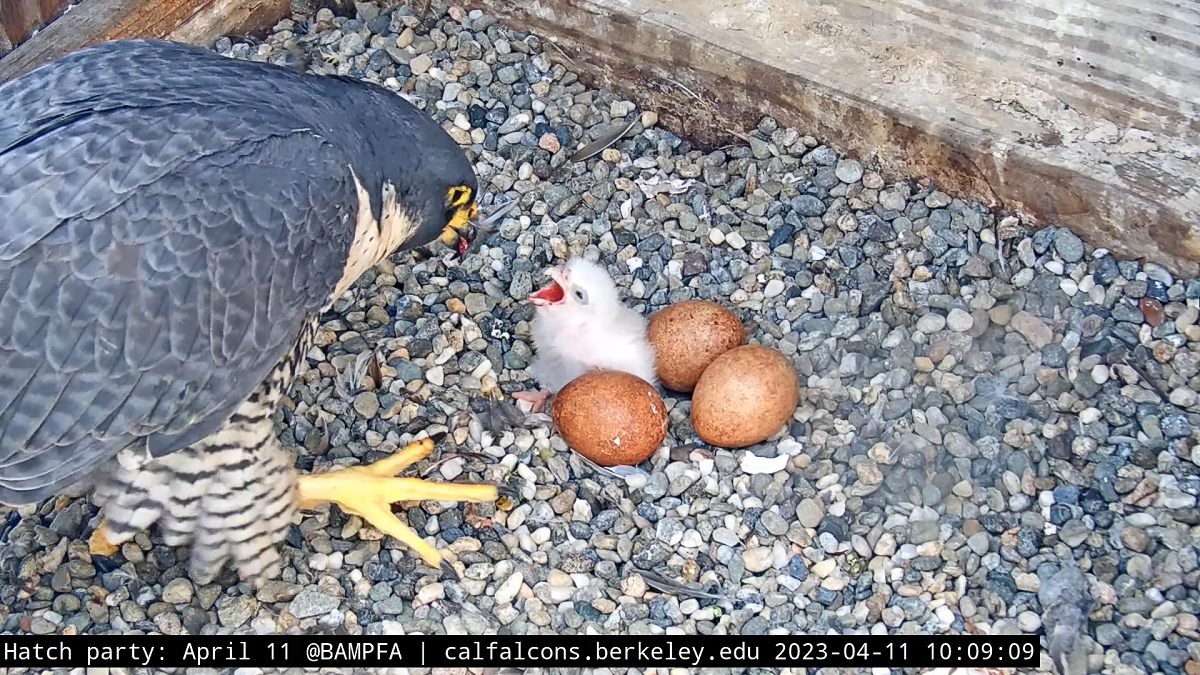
[512,388,551,413]
[296,437,503,574]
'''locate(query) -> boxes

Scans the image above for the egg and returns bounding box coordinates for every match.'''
[690,344,799,448]
[550,369,668,466]
[647,299,744,392]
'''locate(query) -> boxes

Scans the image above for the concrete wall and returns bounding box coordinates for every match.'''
[3,0,1197,275]
[479,0,1200,276]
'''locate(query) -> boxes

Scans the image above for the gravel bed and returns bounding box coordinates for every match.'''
[2,3,1199,675]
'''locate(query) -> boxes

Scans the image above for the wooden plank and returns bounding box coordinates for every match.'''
[0,0,42,52]
[168,0,293,46]
[0,0,290,83]
[0,0,73,58]
[479,0,1200,276]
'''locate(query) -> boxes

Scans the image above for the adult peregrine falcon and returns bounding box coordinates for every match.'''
[0,39,502,584]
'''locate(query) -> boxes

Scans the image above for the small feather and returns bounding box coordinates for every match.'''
[481,199,520,226]
[335,351,373,398]
[635,569,728,601]
[304,418,331,455]
[474,398,528,436]
[366,350,382,389]
[607,464,650,478]
[569,119,638,163]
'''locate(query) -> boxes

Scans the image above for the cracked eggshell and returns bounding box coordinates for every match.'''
[691,344,799,448]
[550,369,667,466]
[647,299,745,392]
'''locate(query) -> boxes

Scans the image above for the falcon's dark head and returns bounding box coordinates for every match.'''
[332,77,480,258]
[386,140,478,256]
[385,121,479,258]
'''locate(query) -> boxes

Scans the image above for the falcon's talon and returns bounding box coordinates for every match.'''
[496,483,521,499]
[88,524,119,557]
[439,559,461,581]
[296,438,500,570]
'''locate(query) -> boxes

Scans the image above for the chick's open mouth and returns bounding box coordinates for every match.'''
[529,279,565,305]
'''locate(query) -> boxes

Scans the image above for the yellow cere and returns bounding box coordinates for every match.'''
[439,184,477,244]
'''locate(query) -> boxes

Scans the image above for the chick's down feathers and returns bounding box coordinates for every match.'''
[527,257,657,393]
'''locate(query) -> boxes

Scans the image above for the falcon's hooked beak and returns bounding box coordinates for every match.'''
[438,184,479,258]
[438,204,477,258]
[529,265,569,306]
[440,197,521,259]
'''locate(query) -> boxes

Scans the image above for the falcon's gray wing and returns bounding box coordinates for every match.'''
[0,45,363,504]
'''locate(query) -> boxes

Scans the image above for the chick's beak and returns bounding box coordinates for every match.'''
[528,265,569,306]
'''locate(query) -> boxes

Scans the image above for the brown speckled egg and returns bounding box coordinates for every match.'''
[647,299,744,392]
[551,370,668,466]
[691,344,799,448]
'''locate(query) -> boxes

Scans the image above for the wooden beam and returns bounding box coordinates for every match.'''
[168,0,293,47]
[0,0,291,83]
[0,0,73,58]
[479,0,1200,277]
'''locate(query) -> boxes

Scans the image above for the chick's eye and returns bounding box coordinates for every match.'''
[573,288,588,304]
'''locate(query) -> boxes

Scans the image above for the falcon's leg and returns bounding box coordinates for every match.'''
[296,437,502,573]
[512,388,551,413]
[91,416,299,586]
[90,340,308,587]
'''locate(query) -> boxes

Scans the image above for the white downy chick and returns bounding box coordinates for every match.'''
[513,257,657,411]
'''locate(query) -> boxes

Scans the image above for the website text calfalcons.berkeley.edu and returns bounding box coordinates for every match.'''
[444,640,709,666]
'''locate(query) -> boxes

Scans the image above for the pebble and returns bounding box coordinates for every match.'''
[288,589,339,619]
[1010,311,1053,348]
[835,159,864,184]
[742,548,774,573]
[494,572,523,605]
[416,582,445,604]
[946,308,974,332]
[161,578,193,605]
[2,6,1184,652]
[796,499,824,528]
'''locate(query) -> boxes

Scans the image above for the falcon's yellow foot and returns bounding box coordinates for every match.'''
[296,437,507,575]
[88,524,119,557]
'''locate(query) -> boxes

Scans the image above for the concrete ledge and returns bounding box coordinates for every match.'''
[479,0,1200,277]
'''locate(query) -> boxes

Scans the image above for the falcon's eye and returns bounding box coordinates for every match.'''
[573,287,588,305]
[446,185,474,208]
